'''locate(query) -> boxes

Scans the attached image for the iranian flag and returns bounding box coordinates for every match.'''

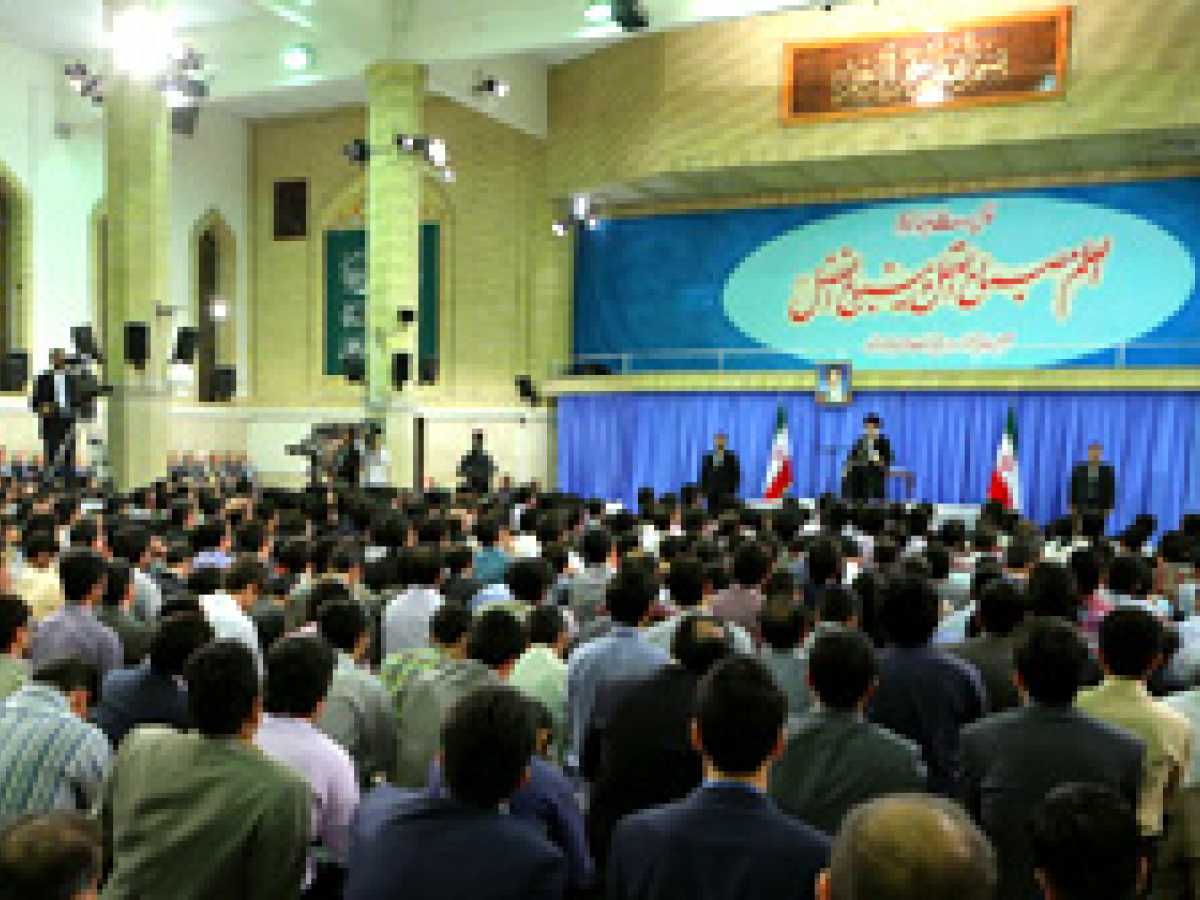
[988,406,1021,510]
[762,405,794,500]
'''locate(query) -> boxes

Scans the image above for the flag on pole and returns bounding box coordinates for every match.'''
[988,405,1021,510]
[762,405,794,500]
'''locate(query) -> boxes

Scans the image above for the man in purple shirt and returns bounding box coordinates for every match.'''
[30,549,121,684]
[255,634,360,898]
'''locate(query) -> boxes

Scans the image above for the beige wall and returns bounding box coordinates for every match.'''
[546,0,1200,195]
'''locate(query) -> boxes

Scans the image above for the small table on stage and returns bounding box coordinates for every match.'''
[887,467,916,502]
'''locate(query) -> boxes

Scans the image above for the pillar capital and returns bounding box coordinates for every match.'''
[365,61,426,98]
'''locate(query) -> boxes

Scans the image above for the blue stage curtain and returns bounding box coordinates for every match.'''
[557,391,1200,532]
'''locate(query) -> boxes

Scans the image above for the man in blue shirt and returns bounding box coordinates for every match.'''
[29,549,122,683]
[472,517,510,586]
[607,656,830,900]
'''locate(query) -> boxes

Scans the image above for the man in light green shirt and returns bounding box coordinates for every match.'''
[0,594,30,701]
[509,605,569,759]
[101,640,310,900]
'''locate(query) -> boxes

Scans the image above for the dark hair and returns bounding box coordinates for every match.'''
[581,527,612,566]
[0,594,30,651]
[810,628,877,710]
[317,600,367,653]
[1014,618,1089,705]
[1107,555,1144,596]
[225,556,266,594]
[1025,562,1079,620]
[149,612,213,676]
[111,526,150,565]
[103,560,132,609]
[879,573,939,647]
[467,608,527,669]
[329,540,362,574]
[20,529,57,561]
[925,544,951,580]
[445,544,474,576]
[817,584,859,625]
[475,518,500,548]
[1069,548,1103,596]
[69,518,100,549]
[441,685,534,808]
[307,578,351,625]
[1004,539,1038,571]
[0,811,101,900]
[732,541,770,587]
[666,556,705,609]
[671,614,731,677]
[696,656,785,775]
[1030,783,1141,900]
[430,603,473,647]
[807,536,843,586]
[234,521,266,555]
[276,538,311,576]
[505,558,551,606]
[606,567,657,626]
[31,658,98,700]
[190,520,225,554]
[527,605,565,646]
[759,597,806,650]
[1099,608,1163,679]
[184,640,259,737]
[58,549,107,606]
[265,635,334,717]
[976,579,1026,636]
[408,547,442,587]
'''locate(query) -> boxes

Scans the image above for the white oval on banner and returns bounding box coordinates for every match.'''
[722,197,1196,369]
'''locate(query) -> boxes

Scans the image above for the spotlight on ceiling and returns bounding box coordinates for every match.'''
[343,139,371,165]
[473,76,510,99]
[64,61,88,92]
[109,5,179,80]
[209,297,229,321]
[282,43,315,72]
[584,3,613,23]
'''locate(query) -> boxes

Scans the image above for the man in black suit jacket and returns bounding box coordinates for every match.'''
[30,349,80,482]
[1069,442,1116,518]
[607,656,830,900]
[770,629,926,835]
[959,618,1145,900]
[345,685,567,900]
[844,413,892,502]
[699,433,740,513]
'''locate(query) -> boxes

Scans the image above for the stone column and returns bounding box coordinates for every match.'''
[103,0,171,490]
[365,62,424,488]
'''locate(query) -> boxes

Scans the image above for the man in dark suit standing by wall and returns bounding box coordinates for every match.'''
[1070,442,1116,520]
[700,433,740,513]
[30,348,79,484]
[844,413,892,503]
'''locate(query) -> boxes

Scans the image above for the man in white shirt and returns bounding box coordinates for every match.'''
[199,555,265,678]
[383,547,444,656]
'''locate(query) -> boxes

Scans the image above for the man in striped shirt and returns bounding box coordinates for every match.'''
[0,658,111,825]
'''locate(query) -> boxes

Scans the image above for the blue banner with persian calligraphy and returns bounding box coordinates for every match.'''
[573,178,1200,370]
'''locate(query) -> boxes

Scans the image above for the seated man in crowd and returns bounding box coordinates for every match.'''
[100,640,311,899]
[0,811,102,900]
[816,794,998,900]
[29,549,121,682]
[381,601,472,721]
[0,658,110,824]
[1030,783,1145,900]
[92,611,213,746]
[770,628,926,834]
[948,578,1026,714]
[607,656,830,900]
[0,593,30,700]
[14,529,63,622]
[346,685,567,900]
[95,560,152,667]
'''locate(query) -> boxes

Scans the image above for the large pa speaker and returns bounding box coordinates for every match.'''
[172,327,198,364]
[212,366,236,401]
[418,357,438,385]
[344,356,365,383]
[392,353,412,390]
[0,351,28,392]
[124,322,149,368]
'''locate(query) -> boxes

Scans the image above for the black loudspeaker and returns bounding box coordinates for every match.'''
[418,357,438,385]
[0,351,28,392]
[392,353,411,389]
[124,322,149,368]
[398,308,416,325]
[71,325,100,360]
[212,366,236,401]
[515,375,537,404]
[172,327,198,363]
[344,356,365,383]
[273,179,308,240]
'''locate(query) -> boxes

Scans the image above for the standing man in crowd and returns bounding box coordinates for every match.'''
[30,349,81,484]
[1070,441,1116,521]
[700,433,740,513]
[458,430,496,496]
[844,413,892,503]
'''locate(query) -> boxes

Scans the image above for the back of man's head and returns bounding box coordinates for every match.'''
[59,549,106,606]
[825,795,997,900]
[0,812,100,900]
[879,573,939,648]
[581,527,612,566]
[977,579,1026,637]
[817,584,859,627]
[1099,607,1163,680]
[317,600,366,654]
[1030,783,1142,900]
[809,628,876,711]
[1014,617,1089,705]
[442,685,534,809]
[666,556,705,609]
[504,558,551,606]
[807,536,843,587]
[1026,562,1079,620]
[732,541,770,588]
[430,603,473,649]
[671,614,730,677]
[149,612,213,677]
[224,555,266,595]
[31,657,98,706]
[467,608,527,670]
[606,567,656,626]
[184,639,259,738]
[696,656,785,776]
[527,604,565,647]
[264,635,334,718]
[0,594,30,654]
[21,529,57,564]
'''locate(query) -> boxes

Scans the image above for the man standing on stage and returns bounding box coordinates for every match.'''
[458,429,496,495]
[845,413,892,502]
[30,349,79,484]
[1070,441,1116,519]
[700,432,740,512]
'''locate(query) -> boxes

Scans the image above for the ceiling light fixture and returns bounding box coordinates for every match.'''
[282,43,315,72]
[584,3,614,23]
[109,6,179,80]
[473,75,510,99]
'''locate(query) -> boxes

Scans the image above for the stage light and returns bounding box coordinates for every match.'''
[282,43,315,72]
[552,220,570,237]
[209,297,229,321]
[572,194,590,220]
[109,6,178,80]
[64,62,88,92]
[473,76,510,99]
[428,138,448,168]
[584,3,613,23]
[344,139,370,164]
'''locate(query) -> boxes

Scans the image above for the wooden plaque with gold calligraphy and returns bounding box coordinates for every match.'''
[781,7,1071,123]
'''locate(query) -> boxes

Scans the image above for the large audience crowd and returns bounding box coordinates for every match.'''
[0,462,1195,900]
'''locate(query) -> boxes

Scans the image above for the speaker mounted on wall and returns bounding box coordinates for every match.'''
[344,355,366,383]
[172,327,198,364]
[391,352,412,390]
[273,179,308,240]
[124,322,149,369]
[212,366,237,402]
[0,351,28,393]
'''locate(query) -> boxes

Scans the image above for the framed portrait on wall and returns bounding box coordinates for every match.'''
[816,362,852,406]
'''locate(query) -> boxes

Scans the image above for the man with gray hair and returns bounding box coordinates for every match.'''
[816,794,997,900]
